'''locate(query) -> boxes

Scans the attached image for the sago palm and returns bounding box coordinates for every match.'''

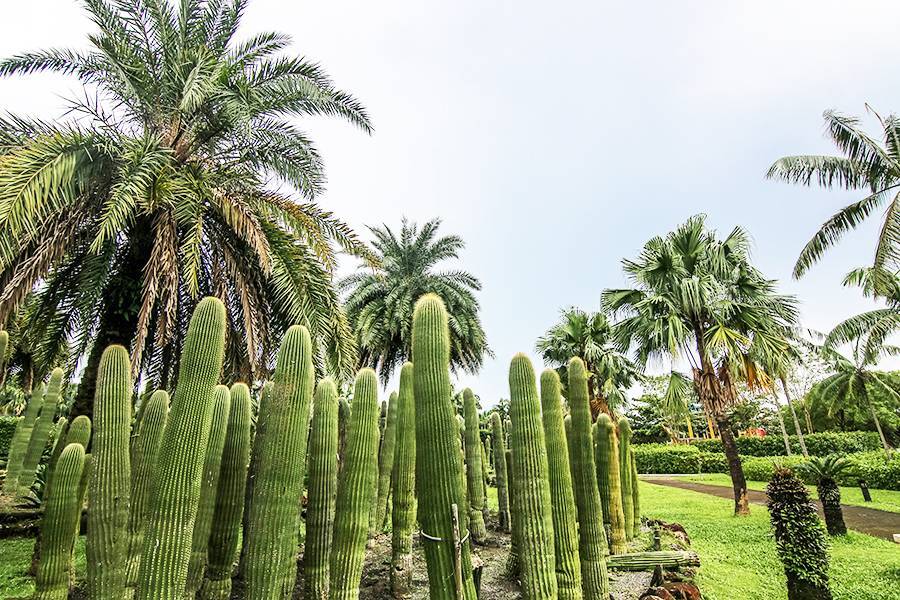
[603,215,799,515]
[0,0,373,417]
[800,455,851,536]
[340,218,489,384]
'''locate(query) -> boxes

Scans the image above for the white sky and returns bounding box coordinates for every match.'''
[1,1,899,405]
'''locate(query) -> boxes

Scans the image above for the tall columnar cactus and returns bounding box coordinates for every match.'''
[594,414,627,554]
[0,329,8,383]
[20,368,65,492]
[568,357,609,599]
[185,386,231,595]
[85,346,131,599]
[201,383,252,600]
[373,390,399,534]
[505,448,519,577]
[65,416,92,449]
[490,413,510,532]
[3,384,44,496]
[630,448,641,538]
[539,369,582,599]
[125,390,169,593]
[391,363,416,598]
[463,388,488,543]
[303,378,339,600]
[329,368,381,600]
[412,294,478,600]
[480,439,490,523]
[34,443,86,600]
[618,417,635,541]
[245,324,315,599]
[137,297,227,600]
[337,396,350,468]
[508,354,558,598]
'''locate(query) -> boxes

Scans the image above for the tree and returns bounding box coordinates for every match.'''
[800,455,850,536]
[603,215,799,515]
[535,308,640,417]
[341,218,490,384]
[0,0,373,418]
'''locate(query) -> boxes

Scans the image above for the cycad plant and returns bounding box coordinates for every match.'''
[801,455,851,536]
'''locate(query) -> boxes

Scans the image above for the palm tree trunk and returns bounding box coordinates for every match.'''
[774,397,792,456]
[717,415,749,515]
[869,405,893,459]
[803,404,814,433]
[780,377,808,458]
[685,416,695,439]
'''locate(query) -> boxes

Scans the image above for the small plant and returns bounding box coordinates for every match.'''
[800,455,851,536]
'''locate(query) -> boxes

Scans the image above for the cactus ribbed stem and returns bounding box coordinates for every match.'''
[594,414,627,554]
[303,378,339,600]
[20,369,64,493]
[463,388,488,543]
[245,325,315,599]
[373,391,399,534]
[540,369,582,598]
[34,443,85,600]
[505,447,519,577]
[391,363,416,598]
[607,551,700,571]
[337,396,350,469]
[125,390,169,593]
[412,294,477,600]
[630,448,640,538]
[201,383,252,600]
[618,417,635,542]
[568,358,609,599]
[480,439,490,523]
[3,384,44,496]
[329,368,380,600]
[185,385,231,596]
[490,413,510,532]
[137,297,227,600]
[65,416,92,449]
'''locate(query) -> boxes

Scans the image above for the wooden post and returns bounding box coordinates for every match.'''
[451,503,464,600]
[859,480,872,503]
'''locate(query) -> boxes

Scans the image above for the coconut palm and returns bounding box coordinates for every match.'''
[0,0,373,418]
[535,307,640,417]
[603,215,800,515]
[800,455,851,536]
[340,218,490,384]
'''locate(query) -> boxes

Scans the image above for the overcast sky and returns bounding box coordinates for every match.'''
[1,1,898,405]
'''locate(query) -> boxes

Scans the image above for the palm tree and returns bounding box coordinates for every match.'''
[340,218,490,384]
[0,0,373,418]
[767,107,900,295]
[535,308,640,417]
[801,455,851,536]
[603,215,799,515]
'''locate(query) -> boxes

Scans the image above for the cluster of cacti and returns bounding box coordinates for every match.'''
[373,390,399,534]
[618,417,635,541]
[391,363,416,598]
[462,388,488,543]
[594,414,627,554]
[20,368,65,493]
[490,413,510,532]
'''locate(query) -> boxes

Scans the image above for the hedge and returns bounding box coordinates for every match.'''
[691,431,882,457]
[0,415,18,460]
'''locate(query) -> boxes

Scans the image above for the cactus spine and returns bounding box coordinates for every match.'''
[490,413,510,532]
[303,378,339,600]
[463,388,488,543]
[568,357,609,599]
[329,368,381,599]
[34,443,86,600]
[594,414,627,554]
[412,294,478,600]
[20,369,64,492]
[200,383,252,600]
[86,347,132,598]
[373,390,399,534]
[3,384,44,496]
[137,297,227,600]
[540,369,583,598]
[630,448,641,538]
[391,363,416,598]
[618,417,635,541]
[245,325,315,599]
[185,386,231,595]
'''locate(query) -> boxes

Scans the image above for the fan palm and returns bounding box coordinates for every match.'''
[603,215,800,515]
[340,218,490,384]
[800,455,851,536]
[0,0,373,418]
[535,307,640,417]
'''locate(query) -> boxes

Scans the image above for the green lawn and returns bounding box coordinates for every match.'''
[679,473,900,514]
[641,480,900,600]
[0,535,86,598]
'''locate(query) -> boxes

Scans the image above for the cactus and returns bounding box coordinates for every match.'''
[20,368,64,493]
[137,297,227,600]
[200,383,252,600]
[329,368,381,599]
[568,357,609,599]
[539,369,582,598]
[245,324,315,599]
[65,416,91,449]
[338,396,350,468]
[480,439,490,523]
[34,443,86,600]
[391,363,416,598]
[462,388,488,543]
[303,378,339,600]
[607,551,700,571]
[630,448,641,538]
[125,390,169,593]
[412,294,478,600]
[490,413,510,532]
[3,384,44,496]
[594,414,627,554]
[618,417,635,541]
[373,390,399,534]
[505,447,519,577]
[185,386,231,595]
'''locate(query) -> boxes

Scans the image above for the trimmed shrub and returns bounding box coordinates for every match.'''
[692,431,882,457]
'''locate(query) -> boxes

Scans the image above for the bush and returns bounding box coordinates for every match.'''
[841,451,900,491]
[692,431,882,457]
[743,455,808,481]
[0,415,19,460]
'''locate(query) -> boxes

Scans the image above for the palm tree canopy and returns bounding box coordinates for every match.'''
[0,0,373,384]
[800,455,851,482]
[340,218,490,384]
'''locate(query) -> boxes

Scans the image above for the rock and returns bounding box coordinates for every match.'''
[641,588,676,600]
[661,582,702,600]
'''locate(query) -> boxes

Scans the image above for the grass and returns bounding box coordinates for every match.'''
[0,535,86,598]
[641,480,900,600]
[679,473,900,514]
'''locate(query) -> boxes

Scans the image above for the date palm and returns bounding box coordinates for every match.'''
[340,218,489,384]
[603,215,799,515]
[0,0,373,417]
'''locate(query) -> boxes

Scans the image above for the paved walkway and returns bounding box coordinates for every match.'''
[643,476,900,542]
